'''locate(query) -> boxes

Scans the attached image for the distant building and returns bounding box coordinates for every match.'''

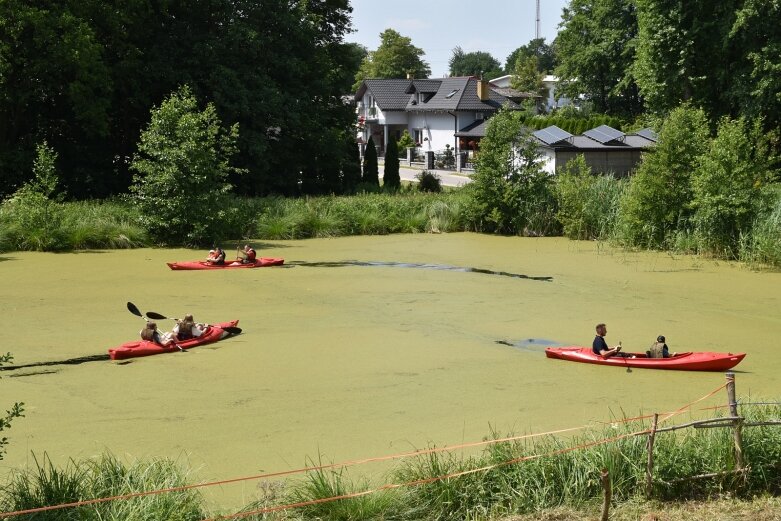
[490,74,573,112]
[532,125,657,177]
[354,76,539,164]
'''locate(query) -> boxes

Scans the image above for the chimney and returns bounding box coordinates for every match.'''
[477,79,489,101]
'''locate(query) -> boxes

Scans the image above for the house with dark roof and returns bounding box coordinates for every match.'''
[532,124,657,176]
[354,76,536,167]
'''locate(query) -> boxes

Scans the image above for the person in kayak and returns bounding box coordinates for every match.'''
[593,323,633,358]
[647,335,676,358]
[173,314,205,341]
[238,244,257,264]
[140,322,175,346]
[206,247,226,265]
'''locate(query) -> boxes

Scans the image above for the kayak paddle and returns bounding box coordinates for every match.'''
[126,302,184,351]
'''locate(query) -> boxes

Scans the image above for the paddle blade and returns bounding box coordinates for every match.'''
[146,311,168,320]
[223,326,242,335]
[127,302,143,317]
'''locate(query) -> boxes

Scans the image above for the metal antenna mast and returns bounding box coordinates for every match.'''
[535,0,541,40]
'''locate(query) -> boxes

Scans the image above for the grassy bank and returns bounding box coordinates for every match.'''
[3,402,779,519]
[2,183,780,269]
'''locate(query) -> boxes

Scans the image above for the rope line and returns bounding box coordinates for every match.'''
[207,427,654,521]
[0,426,585,518]
[0,383,726,520]
[206,383,730,521]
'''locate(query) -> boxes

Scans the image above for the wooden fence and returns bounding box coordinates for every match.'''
[601,371,781,521]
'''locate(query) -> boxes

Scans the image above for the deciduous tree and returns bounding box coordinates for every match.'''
[354,29,430,88]
[617,104,710,247]
[448,47,503,79]
[130,86,243,246]
[505,38,557,74]
[634,0,739,116]
[555,0,642,116]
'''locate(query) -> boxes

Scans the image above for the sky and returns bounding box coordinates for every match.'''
[347,0,570,78]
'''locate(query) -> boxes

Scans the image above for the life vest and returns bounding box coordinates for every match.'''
[214,250,226,265]
[176,320,195,340]
[140,327,156,342]
[648,341,667,358]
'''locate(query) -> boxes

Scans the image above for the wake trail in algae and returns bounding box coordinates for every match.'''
[288,260,554,281]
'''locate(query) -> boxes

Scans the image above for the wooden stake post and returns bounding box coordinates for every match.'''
[645,413,659,497]
[725,372,745,472]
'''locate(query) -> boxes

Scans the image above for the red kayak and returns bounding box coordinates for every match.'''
[108,320,239,360]
[545,346,745,371]
[167,258,284,270]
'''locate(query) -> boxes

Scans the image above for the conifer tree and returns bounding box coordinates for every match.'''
[341,139,362,193]
[383,137,400,190]
[362,137,379,185]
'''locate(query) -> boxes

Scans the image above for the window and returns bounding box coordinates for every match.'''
[413,129,423,145]
[445,89,459,99]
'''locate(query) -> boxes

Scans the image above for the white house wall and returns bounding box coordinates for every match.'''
[407,113,460,151]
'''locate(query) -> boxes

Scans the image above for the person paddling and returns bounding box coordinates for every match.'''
[238,244,257,264]
[140,322,175,346]
[592,323,633,358]
[173,314,205,341]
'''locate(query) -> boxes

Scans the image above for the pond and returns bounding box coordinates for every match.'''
[1,233,780,510]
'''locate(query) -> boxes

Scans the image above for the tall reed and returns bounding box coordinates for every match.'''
[0,452,205,520]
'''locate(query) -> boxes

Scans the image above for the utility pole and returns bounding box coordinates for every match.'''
[535,0,541,40]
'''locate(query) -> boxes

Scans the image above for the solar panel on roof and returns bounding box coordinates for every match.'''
[635,128,658,142]
[583,125,625,144]
[533,125,573,145]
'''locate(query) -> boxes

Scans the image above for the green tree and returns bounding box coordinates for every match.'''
[383,138,400,190]
[341,139,362,193]
[362,137,379,186]
[510,55,545,95]
[0,352,24,461]
[617,104,711,247]
[505,38,557,73]
[555,0,643,116]
[448,47,503,79]
[129,86,243,246]
[1,0,358,198]
[0,0,111,198]
[692,117,773,255]
[729,0,781,136]
[354,29,431,88]
[397,130,416,152]
[466,109,557,235]
[634,0,739,116]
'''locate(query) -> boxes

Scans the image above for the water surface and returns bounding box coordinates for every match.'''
[1,234,779,509]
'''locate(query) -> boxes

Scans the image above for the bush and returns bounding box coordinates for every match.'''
[0,353,24,462]
[416,170,442,193]
[616,104,711,248]
[691,117,773,257]
[739,185,781,268]
[129,85,243,246]
[465,108,558,235]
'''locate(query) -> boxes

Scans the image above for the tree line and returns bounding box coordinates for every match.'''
[0,0,364,200]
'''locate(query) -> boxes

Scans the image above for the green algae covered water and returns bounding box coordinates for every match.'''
[1,233,780,510]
